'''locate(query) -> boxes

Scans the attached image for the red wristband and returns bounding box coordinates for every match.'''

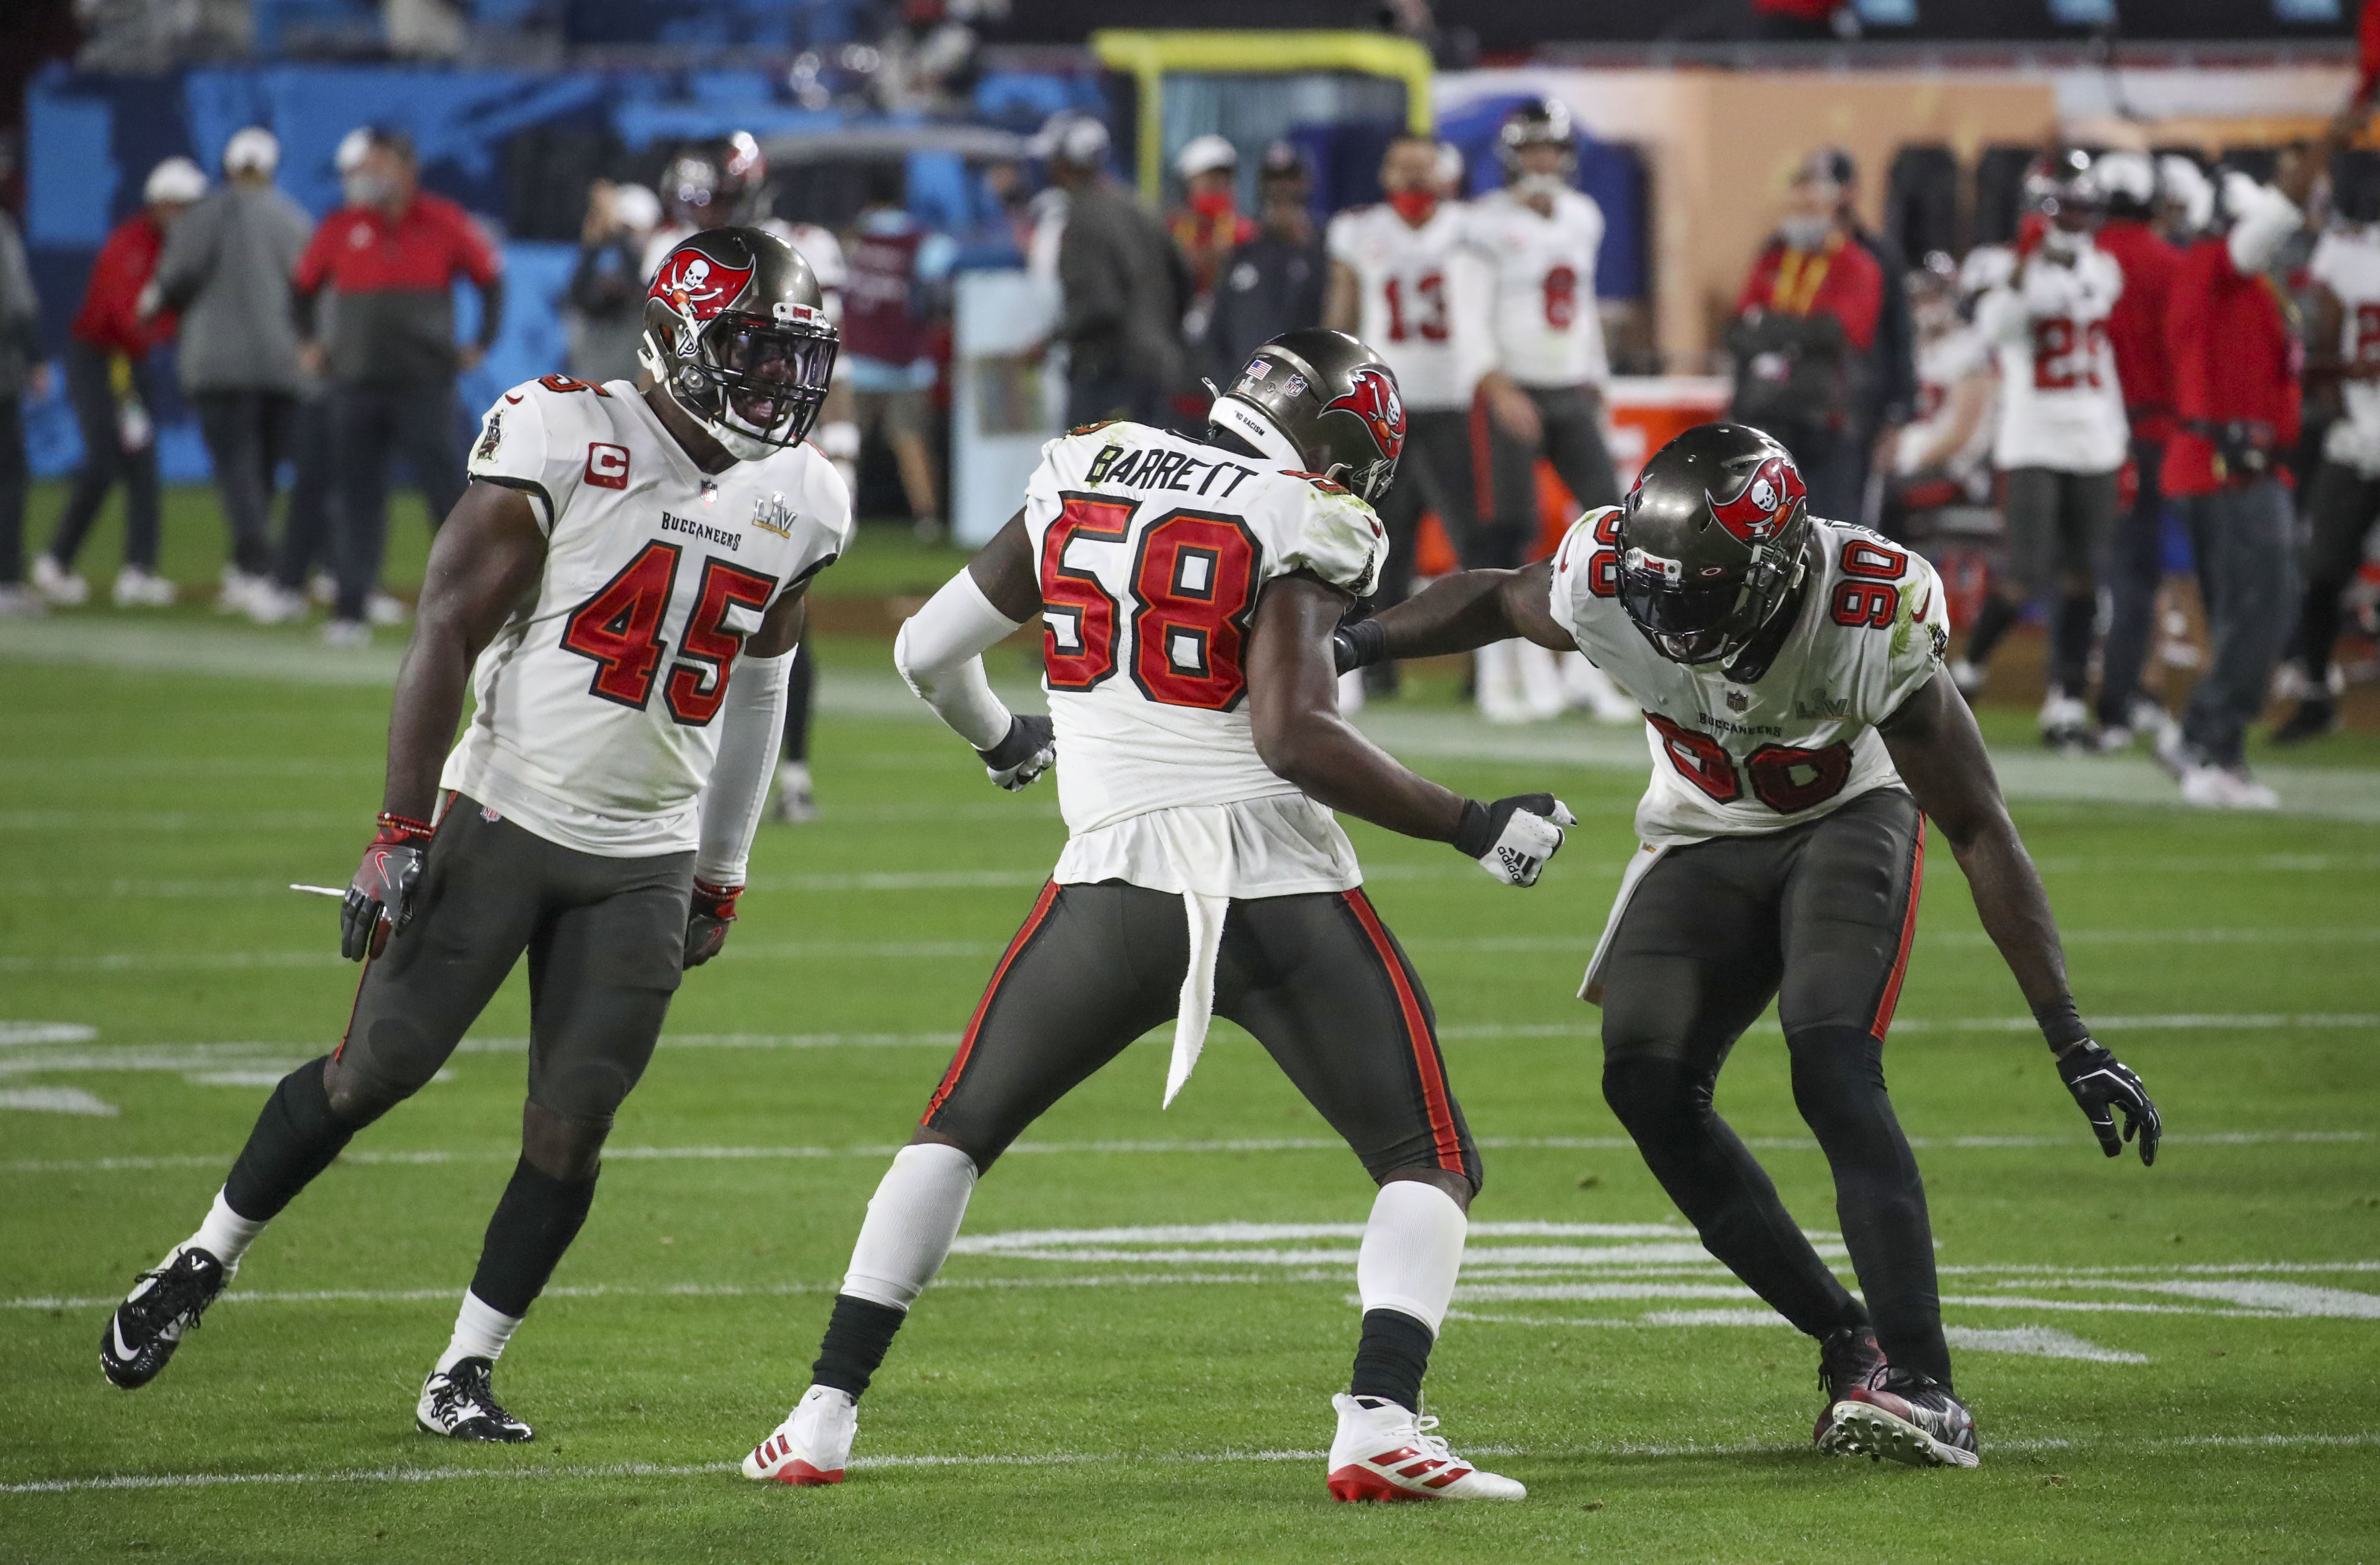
[373,812,436,846]
[692,877,743,920]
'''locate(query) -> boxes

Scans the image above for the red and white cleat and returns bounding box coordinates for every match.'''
[741,1384,857,1486]
[1325,1393,1525,1502]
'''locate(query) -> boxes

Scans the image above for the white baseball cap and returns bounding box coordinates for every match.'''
[222,126,279,177]
[612,182,661,233]
[1175,134,1236,180]
[2092,150,2154,208]
[1033,112,1110,167]
[143,156,208,205]
[335,126,373,175]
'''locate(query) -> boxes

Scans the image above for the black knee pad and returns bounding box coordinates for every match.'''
[1602,1053,1709,1138]
[1786,1025,1894,1145]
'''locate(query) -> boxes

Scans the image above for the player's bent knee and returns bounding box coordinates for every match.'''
[1602,1053,1708,1136]
[1378,1164,1476,1212]
[320,1056,412,1126]
[521,1100,612,1182]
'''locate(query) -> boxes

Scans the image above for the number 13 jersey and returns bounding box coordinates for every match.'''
[1025,420,1388,898]
[1548,509,1950,848]
[445,375,851,857]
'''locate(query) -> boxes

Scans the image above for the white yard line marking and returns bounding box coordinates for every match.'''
[0,1022,97,1046]
[1940,1327,2149,1363]
[0,1087,116,1116]
[8,1430,2377,1495]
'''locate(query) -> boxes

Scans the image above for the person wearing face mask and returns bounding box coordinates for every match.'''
[1169,136,1257,343]
[1458,98,1631,725]
[291,126,504,647]
[1725,153,1885,529]
[1958,151,2128,751]
[1326,132,1488,688]
[1201,142,1329,386]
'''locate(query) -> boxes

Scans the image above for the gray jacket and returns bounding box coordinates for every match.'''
[153,182,315,394]
[0,210,39,396]
[1057,181,1185,387]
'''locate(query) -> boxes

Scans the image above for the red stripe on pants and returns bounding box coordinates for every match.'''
[1869,825,1926,1040]
[924,880,1061,1123]
[1340,888,1466,1174]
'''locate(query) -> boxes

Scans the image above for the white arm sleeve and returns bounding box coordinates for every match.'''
[694,650,792,885]
[894,568,1029,752]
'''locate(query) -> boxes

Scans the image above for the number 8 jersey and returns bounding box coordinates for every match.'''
[444,375,851,856]
[1026,420,1388,898]
[1549,509,1950,848]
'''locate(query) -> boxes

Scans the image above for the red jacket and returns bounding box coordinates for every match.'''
[71,211,175,358]
[293,191,502,385]
[1737,231,1883,353]
[2094,218,2179,442]
[2162,235,2301,498]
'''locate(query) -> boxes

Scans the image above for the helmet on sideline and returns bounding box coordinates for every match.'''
[2023,149,2103,230]
[1208,328,1405,504]
[638,227,839,462]
[1498,97,1578,182]
[1613,423,1814,666]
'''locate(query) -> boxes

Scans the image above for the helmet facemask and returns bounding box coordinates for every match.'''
[641,302,837,462]
[1615,484,1812,667]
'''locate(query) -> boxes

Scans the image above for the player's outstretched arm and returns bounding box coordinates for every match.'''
[1252,574,1571,887]
[342,481,547,960]
[1334,559,1575,675]
[1879,670,2161,1164]
[892,510,1053,791]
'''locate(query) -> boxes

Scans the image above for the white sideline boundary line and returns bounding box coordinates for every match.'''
[7,1431,2376,1496]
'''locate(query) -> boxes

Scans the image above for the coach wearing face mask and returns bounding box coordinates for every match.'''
[291,126,503,647]
[1726,152,1885,523]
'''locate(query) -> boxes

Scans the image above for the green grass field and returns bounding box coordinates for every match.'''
[2,488,2378,1562]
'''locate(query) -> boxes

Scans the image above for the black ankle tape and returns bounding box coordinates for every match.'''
[223,1056,357,1222]
[1348,1307,1435,1413]
[812,1294,909,1398]
[469,1157,599,1319]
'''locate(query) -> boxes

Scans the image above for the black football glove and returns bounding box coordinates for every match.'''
[2057,1041,2162,1166]
[684,877,742,969]
[978,713,1055,792]
[1452,793,1576,887]
[340,813,433,961]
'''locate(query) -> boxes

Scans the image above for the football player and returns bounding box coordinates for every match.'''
[100,229,850,1442]
[1461,97,1632,725]
[1954,151,2129,750]
[739,329,1572,1502]
[1334,423,2162,1470]
[1326,135,1485,677]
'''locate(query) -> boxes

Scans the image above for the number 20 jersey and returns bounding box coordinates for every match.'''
[1025,421,1389,895]
[1549,509,1950,848]
[446,376,852,857]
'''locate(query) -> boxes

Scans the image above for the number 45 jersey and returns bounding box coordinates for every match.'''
[1026,420,1388,898]
[1549,509,1950,849]
[445,375,851,856]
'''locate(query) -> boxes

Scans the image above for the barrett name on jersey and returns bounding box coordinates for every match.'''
[452,374,852,855]
[1549,507,1950,847]
[1024,419,1388,892]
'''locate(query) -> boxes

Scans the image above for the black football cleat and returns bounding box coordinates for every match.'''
[1812,1325,1886,1447]
[1820,1367,1979,1469]
[101,1245,229,1389]
[417,1357,534,1442]
[2270,698,2336,746]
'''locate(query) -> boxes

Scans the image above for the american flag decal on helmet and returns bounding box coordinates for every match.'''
[1708,454,1805,545]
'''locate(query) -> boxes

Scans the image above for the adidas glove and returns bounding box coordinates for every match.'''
[2057,1041,2161,1166]
[978,713,1055,792]
[340,812,433,961]
[1452,794,1576,888]
[684,877,742,969]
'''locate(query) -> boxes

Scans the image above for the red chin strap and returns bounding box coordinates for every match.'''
[1388,189,1438,226]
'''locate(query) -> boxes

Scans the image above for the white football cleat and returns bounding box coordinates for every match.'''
[112,566,177,608]
[31,553,88,606]
[742,1384,857,1486]
[1326,1393,1524,1502]
[2180,764,2279,811]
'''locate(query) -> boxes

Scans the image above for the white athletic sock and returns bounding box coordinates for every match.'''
[191,1188,265,1269]
[1355,1180,1468,1335]
[778,760,812,788]
[435,1290,524,1374]
[841,1143,979,1310]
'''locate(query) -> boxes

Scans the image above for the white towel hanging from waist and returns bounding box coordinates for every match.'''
[1163,890,1231,1108]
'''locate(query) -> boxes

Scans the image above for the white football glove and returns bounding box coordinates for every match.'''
[977,713,1055,792]
[1453,794,1575,887]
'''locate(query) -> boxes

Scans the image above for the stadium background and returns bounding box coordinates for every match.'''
[1,1,2376,1560]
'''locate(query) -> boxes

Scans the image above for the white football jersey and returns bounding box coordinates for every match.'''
[1977,245,2128,473]
[1023,421,1389,898]
[1461,186,1609,390]
[446,376,852,856]
[1548,509,1950,849]
[1895,324,1996,494]
[1327,202,1479,411]
[2311,225,2380,476]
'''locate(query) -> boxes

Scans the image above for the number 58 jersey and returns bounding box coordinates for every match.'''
[443,375,851,857]
[1549,510,1950,849]
[1025,421,1388,897]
